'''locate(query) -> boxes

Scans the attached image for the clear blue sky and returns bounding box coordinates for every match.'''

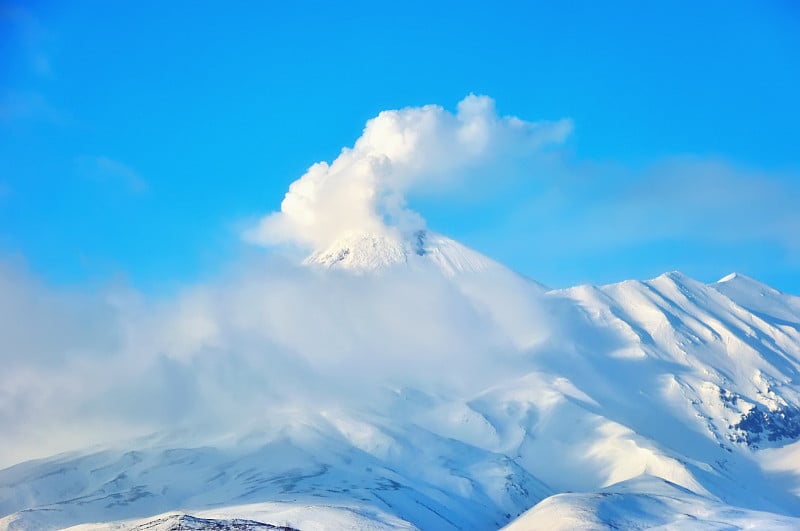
[2,1,799,293]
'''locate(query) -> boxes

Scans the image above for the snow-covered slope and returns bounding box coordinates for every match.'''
[2,237,800,530]
[502,476,800,531]
[304,230,504,278]
[0,411,548,530]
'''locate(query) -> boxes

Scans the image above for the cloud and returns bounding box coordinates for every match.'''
[244,95,571,251]
[1,4,53,78]
[0,254,550,468]
[502,157,800,256]
[0,90,65,124]
[5,93,797,471]
[0,97,571,465]
[75,155,148,193]
[0,6,61,128]
[623,158,800,250]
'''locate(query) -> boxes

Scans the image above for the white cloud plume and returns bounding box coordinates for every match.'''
[245,95,572,250]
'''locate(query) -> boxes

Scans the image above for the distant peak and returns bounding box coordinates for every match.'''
[659,271,688,281]
[717,272,740,283]
[712,272,779,295]
[652,271,695,286]
[303,229,498,276]
[304,231,410,270]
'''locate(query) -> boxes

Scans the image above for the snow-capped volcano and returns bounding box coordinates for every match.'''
[2,233,800,530]
[303,229,498,276]
[0,86,796,526]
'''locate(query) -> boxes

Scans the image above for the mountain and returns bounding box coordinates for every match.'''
[304,230,502,277]
[1,235,799,530]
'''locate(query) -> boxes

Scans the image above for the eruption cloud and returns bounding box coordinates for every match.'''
[245,95,572,250]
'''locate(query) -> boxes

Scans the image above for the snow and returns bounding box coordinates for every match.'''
[62,503,415,531]
[303,229,502,278]
[502,476,800,531]
[2,236,800,530]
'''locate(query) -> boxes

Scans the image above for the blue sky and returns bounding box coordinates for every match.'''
[1,1,799,292]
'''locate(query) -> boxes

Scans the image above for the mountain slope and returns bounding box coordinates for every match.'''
[502,476,800,531]
[304,229,511,279]
[2,237,800,530]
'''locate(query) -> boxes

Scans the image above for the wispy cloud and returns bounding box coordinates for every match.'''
[75,156,148,193]
[613,159,800,250]
[1,4,54,78]
[505,157,800,255]
[0,5,61,128]
[0,90,65,124]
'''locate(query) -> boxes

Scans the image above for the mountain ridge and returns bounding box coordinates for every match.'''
[2,235,799,530]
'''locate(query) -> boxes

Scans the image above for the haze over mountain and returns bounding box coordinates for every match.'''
[1,97,799,530]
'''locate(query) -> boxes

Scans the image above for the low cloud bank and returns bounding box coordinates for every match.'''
[0,256,549,467]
